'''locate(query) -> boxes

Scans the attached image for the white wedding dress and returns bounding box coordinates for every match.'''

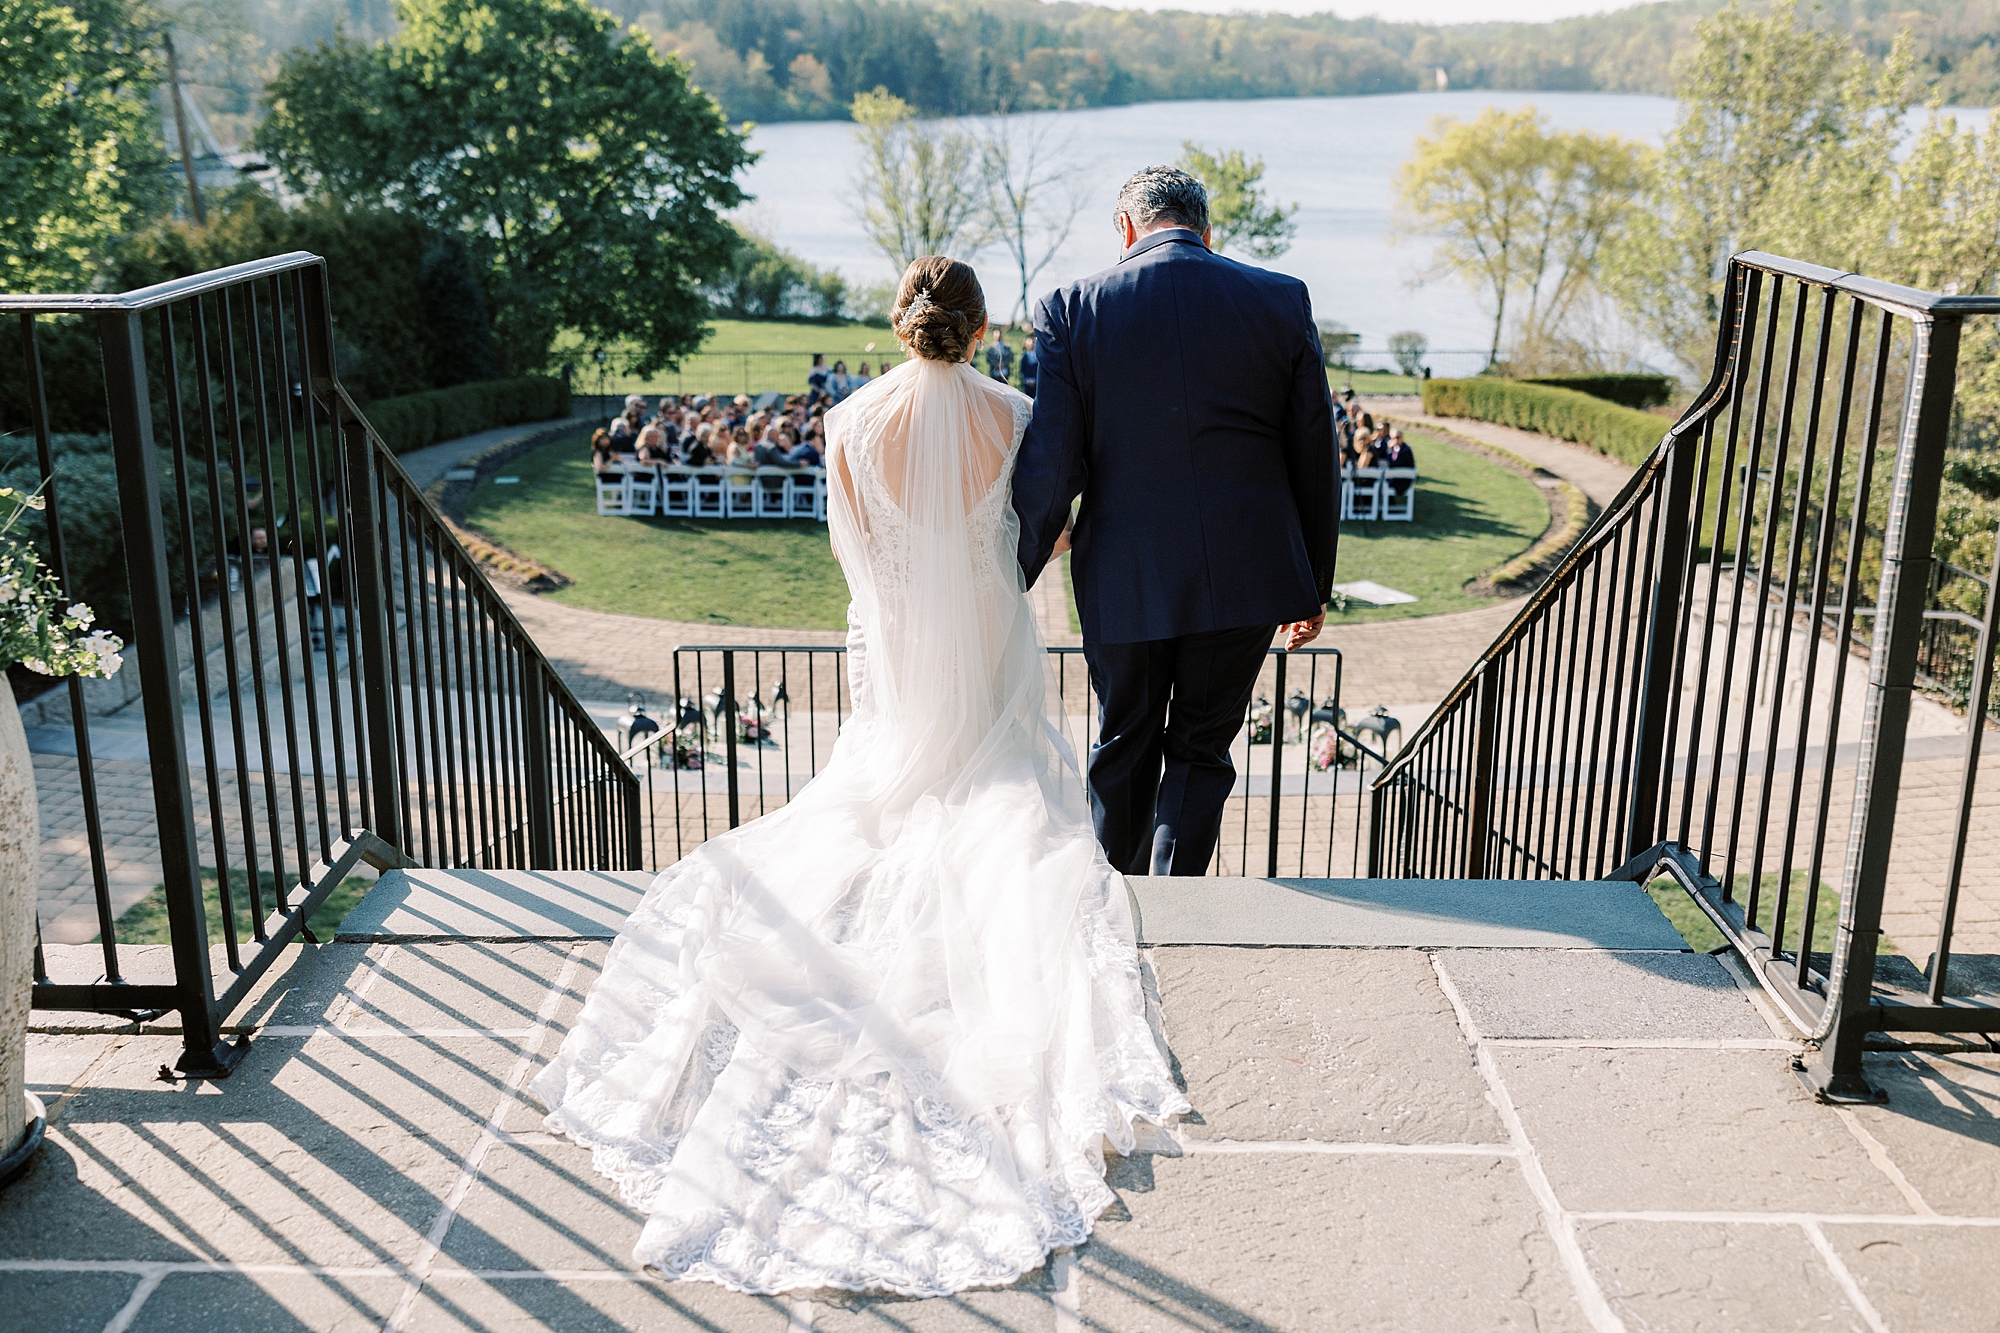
[533,356,1189,1297]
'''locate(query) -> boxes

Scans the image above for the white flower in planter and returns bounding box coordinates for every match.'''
[0,488,123,680]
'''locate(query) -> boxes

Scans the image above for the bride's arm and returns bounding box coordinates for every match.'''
[825,421,866,560]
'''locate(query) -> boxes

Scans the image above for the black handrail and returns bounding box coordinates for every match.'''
[1370,249,2000,1101]
[17,253,637,1076]
[617,644,1385,881]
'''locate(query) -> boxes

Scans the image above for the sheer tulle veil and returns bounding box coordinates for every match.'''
[533,347,1188,1298]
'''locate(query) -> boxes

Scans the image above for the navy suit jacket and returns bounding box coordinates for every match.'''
[1011,229,1339,644]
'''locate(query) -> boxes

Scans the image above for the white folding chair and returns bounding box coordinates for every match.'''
[1380,468,1417,521]
[1347,467,1383,522]
[813,471,828,522]
[692,468,727,519]
[661,469,694,517]
[786,469,819,518]
[725,470,758,519]
[595,469,629,517]
[625,465,660,517]
[753,467,790,518]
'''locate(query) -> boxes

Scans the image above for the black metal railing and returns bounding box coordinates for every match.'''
[7,254,636,1076]
[620,644,1389,880]
[1370,251,2000,1099]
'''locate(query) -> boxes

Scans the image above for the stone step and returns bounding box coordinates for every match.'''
[337,869,1688,951]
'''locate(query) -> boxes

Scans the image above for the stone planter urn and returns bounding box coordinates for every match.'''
[0,676,43,1185]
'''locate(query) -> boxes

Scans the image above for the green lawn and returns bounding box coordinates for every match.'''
[1645,871,1894,956]
[106,867,374,945]
[471,427,1541,632]
[1322,427,1549,625]
[553,319,1426,401]
[467,431,850,629]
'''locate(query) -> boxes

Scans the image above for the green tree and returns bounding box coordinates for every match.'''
[1175,143,1297,261]
[0,0,167,292]
[1387,331,1428,377]
[257,0,753,377]
[979,112,1089,324]
[707,224,849,319]
[1608,1,1909,376]
[849,87,986,273]
[1396,105,1646,370]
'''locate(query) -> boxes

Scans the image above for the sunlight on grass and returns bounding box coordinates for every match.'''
[467,432,850,629]
[1645,870,1894,957]
[470,423,1542,632]
[1323,427,1548,625]
[105,868,373,945]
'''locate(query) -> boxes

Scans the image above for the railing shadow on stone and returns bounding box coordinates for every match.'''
[7,254,638,1077]
[1369,250,2000,1101]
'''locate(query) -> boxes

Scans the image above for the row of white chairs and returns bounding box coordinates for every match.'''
[596,465,829,521]
[1344,466,1417,522]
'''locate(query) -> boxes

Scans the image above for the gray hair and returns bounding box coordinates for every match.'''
[1114,166,1209,236]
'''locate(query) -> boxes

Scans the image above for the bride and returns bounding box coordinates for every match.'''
[533,256,1189,1297]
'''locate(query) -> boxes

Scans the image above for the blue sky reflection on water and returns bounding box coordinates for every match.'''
[736,91,1992,366]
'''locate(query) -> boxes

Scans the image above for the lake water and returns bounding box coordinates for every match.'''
[738,91,1681,363]
[739,91,1994,369]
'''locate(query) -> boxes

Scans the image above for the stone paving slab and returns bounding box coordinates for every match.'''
[336,872,1689,953]
[338,869,652,940]
[0,1271,144,1333]
[1078,1151,1588,1332]
[405,1275,796,1332]
[437,1144,648,1275]
[1435,949,1776,1041]
[810,1280,1057,1332]
[1825,1223,2000,1330]
[1576,1219,1872,1333]
[1131,877,1686,949]
[4,1033,490,1267]
[1846,1051,2000,1216]
[138,1271,405,1332]
[1497,1047,1913,1215]
[1153,948,1502,1143]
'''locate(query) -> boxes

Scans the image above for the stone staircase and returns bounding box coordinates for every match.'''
[22,869,1998,1329]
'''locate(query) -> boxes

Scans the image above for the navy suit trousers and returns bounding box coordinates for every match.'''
[1083,624,1276,876]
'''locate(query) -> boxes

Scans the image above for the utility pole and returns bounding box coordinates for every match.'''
[164,33,206,226]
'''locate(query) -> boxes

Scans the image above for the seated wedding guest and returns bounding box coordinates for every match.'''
[728,426,755,466]
[1383,430,1416,493]
[591,430,618,471]
[680,424,715,466]
[607,415,635,451]
[787,426,822,468]
[753,430,792,468]
[636,422,670,463]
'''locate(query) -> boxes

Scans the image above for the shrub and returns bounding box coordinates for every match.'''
[1521,374,1677,411]
[1421,378,1669,466]
[363,376,570,454]
[0,434,218,634]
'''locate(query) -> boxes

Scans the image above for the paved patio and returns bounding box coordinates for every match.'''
[11,872,1999,1331]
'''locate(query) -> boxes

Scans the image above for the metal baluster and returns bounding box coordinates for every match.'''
[21,314,121,979]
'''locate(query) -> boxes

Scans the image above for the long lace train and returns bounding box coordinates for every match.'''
[533,358,1188,1295]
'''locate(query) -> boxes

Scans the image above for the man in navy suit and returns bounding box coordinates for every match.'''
[1012,166,1338,877]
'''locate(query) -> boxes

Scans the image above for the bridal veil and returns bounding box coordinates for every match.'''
[534,356,1187,1297]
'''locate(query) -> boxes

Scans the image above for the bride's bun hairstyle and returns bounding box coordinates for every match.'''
[892,257,985,364]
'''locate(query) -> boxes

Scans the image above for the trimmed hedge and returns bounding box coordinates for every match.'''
[1420,378,1669,467]
[363,376,571,455]
[1520,374,1676,411]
